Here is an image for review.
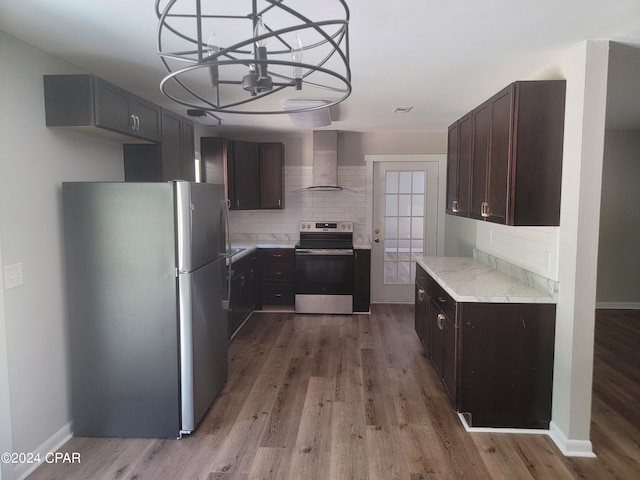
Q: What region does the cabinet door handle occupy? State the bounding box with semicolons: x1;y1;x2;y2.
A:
130;114;136;130
274;293;282;297
135;115;140;131
418;288;425;301
481;202;489;217
438;296;447;304
437;313;445;330
452;200;459;213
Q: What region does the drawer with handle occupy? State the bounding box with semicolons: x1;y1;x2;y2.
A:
427;277;456;323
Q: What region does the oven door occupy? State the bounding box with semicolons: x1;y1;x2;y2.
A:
295;248;354;314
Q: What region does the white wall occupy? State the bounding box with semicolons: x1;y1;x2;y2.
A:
0;33;124;480
597;129;640;306
524;41;609;455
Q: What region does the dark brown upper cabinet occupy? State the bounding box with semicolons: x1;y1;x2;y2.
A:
229;141;261;210
43;74;161;143
259;142;285;210
446;113;472;216
446;80;566;226
123;109;195;182
200;137;284;211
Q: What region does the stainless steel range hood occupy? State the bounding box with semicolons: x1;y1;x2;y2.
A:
293;131;356;193
309;130;341;191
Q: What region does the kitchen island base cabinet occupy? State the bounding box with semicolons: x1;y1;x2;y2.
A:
458;302;555;429
415;264;556;430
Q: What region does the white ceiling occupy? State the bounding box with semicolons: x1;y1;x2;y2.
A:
2;0;640;133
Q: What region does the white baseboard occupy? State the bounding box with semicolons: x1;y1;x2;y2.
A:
596;302;640;310
457;415;596;458
16;422;73;480
548;421;596;458
458;413;549;436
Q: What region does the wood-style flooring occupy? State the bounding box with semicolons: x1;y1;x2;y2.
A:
27;306;640;479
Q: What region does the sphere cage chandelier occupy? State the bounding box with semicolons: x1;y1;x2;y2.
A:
155;0;352;123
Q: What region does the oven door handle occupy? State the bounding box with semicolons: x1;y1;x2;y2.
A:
295;249;354;256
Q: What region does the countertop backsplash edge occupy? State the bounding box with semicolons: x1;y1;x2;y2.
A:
473;249;559;300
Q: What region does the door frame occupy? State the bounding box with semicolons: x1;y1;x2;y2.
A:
364;154;447;303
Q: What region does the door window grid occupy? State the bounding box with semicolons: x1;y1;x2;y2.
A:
384;171;425;285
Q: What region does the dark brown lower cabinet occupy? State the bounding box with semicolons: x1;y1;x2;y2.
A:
457;302;556;429
259;248;295;307
228;252;257;340
415;264;556;429
415;267;431;355
353;249;371;312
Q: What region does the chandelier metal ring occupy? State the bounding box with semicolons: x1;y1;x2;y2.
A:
155;0;352;118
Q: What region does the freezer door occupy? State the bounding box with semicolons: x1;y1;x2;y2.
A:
179;257;228;434
175;181;226;272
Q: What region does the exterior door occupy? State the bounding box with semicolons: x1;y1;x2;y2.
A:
371;160;439;303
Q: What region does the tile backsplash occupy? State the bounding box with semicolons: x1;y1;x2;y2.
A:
475;222;559;281
229;165;368;242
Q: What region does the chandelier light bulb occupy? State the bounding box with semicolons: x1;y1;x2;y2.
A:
205;30;220;87
292;32;303;90
253;16;269;81
254;16;268;48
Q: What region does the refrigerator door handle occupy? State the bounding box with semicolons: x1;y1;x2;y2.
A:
222;200;232;311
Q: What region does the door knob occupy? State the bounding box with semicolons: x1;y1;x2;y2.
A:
375;229;380;234
374;237;380;243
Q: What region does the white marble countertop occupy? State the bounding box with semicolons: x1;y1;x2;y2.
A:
228;242;293;262
417;256;556;304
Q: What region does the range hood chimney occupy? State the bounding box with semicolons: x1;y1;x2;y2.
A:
310;130;341;191
292;131;357;194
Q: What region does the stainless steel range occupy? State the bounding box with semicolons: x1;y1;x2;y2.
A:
295;221;354;314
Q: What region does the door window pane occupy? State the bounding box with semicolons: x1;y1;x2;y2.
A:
386;172;399;193
399;195;411;216
384;169;427;285
412;194;424;217
399;172;412;193
398;217;411;239
385;195;398;216
413;172;425;194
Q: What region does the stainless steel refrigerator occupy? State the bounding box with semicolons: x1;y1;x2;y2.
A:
62;181;229;438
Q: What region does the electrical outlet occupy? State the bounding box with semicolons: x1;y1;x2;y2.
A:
3;263;24;289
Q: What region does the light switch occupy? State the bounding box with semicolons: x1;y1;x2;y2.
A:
3;263;24;289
